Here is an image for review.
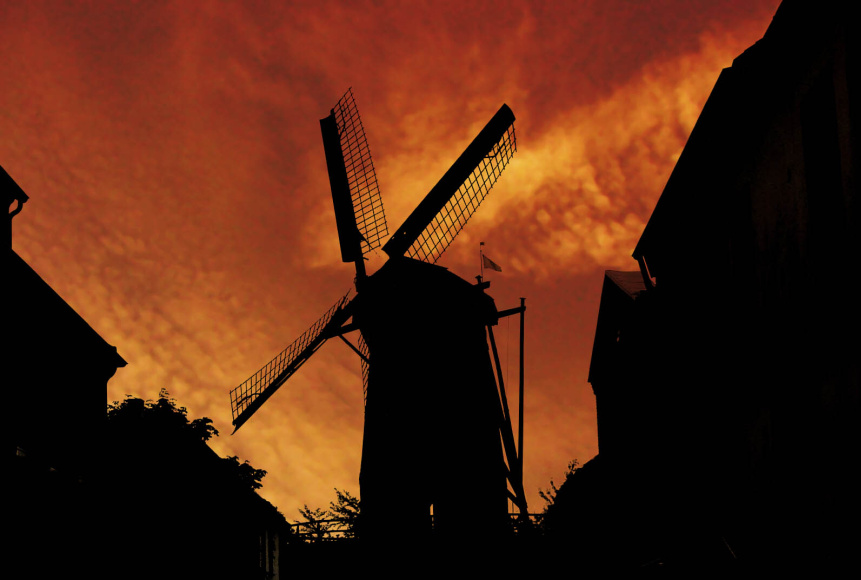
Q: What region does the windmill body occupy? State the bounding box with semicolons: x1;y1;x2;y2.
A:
229;89;525;542
355;257;508;539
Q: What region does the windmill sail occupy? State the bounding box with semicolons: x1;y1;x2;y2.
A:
383;104;516;263
358;331;370;406
229;292;353;432
322;88;388;265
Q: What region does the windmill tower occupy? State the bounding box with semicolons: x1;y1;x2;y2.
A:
229;89;526;542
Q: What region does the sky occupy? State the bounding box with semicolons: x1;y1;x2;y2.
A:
3;0;782;520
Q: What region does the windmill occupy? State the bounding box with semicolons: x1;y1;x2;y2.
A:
229;89;527;541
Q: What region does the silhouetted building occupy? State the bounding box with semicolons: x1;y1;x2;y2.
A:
5;165;127;572
589;0;858;572
5;164;126;470
5;166;291;575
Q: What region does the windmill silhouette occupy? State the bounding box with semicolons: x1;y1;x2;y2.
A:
229;89;527;541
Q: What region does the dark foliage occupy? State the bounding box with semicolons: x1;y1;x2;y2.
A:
107;388;218;440
329;488;361;538
296;488;361;541
106;389;266;492
103;390;284;577
538;458;580;515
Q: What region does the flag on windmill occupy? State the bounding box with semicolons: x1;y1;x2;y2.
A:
483;254;502;272
480;241;502;274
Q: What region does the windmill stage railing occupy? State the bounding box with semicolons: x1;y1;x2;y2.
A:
290;512;543;542
229;292;352;431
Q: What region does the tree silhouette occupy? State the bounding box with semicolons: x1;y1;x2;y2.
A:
538;458;580;513
329;488;361;539
533;458;582;543
222;455;268;491
296;488;361;541
105;389;267;493
297;505;334;542
106;388;218;441
103;390;283;576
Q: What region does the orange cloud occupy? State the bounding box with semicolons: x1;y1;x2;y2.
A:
447;23;773;279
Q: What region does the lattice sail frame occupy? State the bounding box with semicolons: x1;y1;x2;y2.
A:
406;124;517;263
358;332;370;407
230;292;352;426
332;88;388;254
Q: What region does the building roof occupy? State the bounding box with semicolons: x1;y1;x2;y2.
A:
604;270;647;300
587;271;646;387
632;0;851;282
7;249;126;376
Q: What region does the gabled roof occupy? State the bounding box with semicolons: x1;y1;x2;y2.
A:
7;249;126;375
632;0;851;281
587;271;646;387
604;270;647;300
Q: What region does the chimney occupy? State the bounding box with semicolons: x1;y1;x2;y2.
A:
3;165;28;249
